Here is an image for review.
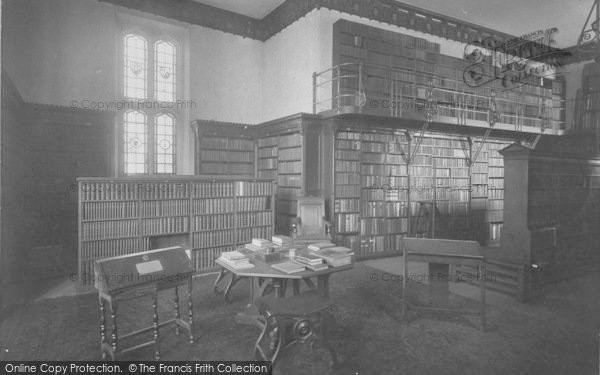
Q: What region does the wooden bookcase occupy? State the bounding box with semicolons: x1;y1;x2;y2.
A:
192;114;520;261
192;115;323;235
77;176;274;286
326;118;513;258
190;121;255;176
501;136;600;289
330;19;563;132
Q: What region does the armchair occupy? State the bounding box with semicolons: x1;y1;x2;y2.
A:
291;196;332;244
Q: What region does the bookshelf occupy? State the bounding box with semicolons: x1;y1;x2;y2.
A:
501;138;600;288
191;114;524;260
193;115;324;235
191;120;255;176
323;19;564;133
328;118;514;258
77;176;274;286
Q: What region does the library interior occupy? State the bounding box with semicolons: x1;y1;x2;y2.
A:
1;0;600;373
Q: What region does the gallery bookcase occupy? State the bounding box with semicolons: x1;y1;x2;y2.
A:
77;176;274;286
325;117;513;258
192;114;518;260
330;19;563;132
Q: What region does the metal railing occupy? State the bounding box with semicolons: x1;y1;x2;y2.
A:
313;62;566;133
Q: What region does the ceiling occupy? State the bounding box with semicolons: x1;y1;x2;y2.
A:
192;0;593;48
191;0;285;19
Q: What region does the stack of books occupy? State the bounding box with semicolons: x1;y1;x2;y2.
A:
245;238;276;252
271;235;293;246
294;252;328;271
271;261;306;274
310;246;354;267
307;242;335;251
218;250;254;270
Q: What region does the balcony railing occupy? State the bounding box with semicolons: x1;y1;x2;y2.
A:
313;62;565;134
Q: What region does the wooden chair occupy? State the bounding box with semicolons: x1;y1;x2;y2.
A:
291;196;332;244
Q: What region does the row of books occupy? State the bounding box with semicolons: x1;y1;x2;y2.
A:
193;214;234;231
257;158;277;170
234;181;273;197
335;149;360;161
361;201;408;217
278;147;302;161
278;134;302;149
335;185;361;198
257;136;279;148
81;219;139;240
335;140;361;151
199;136;255;151
140;199;190;217
80;237;140;260
335;213;360;233
192;229;235;248
258;145;277;158
236;212;273;228
278;161;302;174
141;217;189;235
236;197;271;212
82;201;138;221
200;163;254;176
79;182;188;201
336;172;361;185
278;175;302;187
200;150;254;163
360;218;409;235
192;198;234;214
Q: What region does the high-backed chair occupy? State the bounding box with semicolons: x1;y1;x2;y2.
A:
291;196;332;244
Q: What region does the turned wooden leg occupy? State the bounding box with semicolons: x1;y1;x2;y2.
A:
317;275;330;298
153;291;160;360
99;298;106;359
213;267;226;295
174;286;181;335
292;280;301;296
110;301;118;358
188;277;194;344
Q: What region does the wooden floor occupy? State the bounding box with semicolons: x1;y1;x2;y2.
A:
0;261;598;375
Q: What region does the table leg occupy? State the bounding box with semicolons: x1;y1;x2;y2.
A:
174;286;180;335
110;300;118;360
292;280;301;296
152;290;160;360
303;278;317;291
402;254;408;320
99;298;106;359
429;263;450;307
213;267;227;294
480;263;486;331
224;274;243;303
188;277;195;344
317;275;330;298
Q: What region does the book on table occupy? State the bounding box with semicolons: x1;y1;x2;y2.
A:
218;256;254;270
252;238;274;247
307;242;335;251
220;250;248;261
294;252;324;266
271;235;293;245
271;261;306;274
304;262;329;272
310;246;354;267
218;250;254;269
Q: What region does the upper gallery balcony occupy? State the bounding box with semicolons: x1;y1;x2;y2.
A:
313;62;566;135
